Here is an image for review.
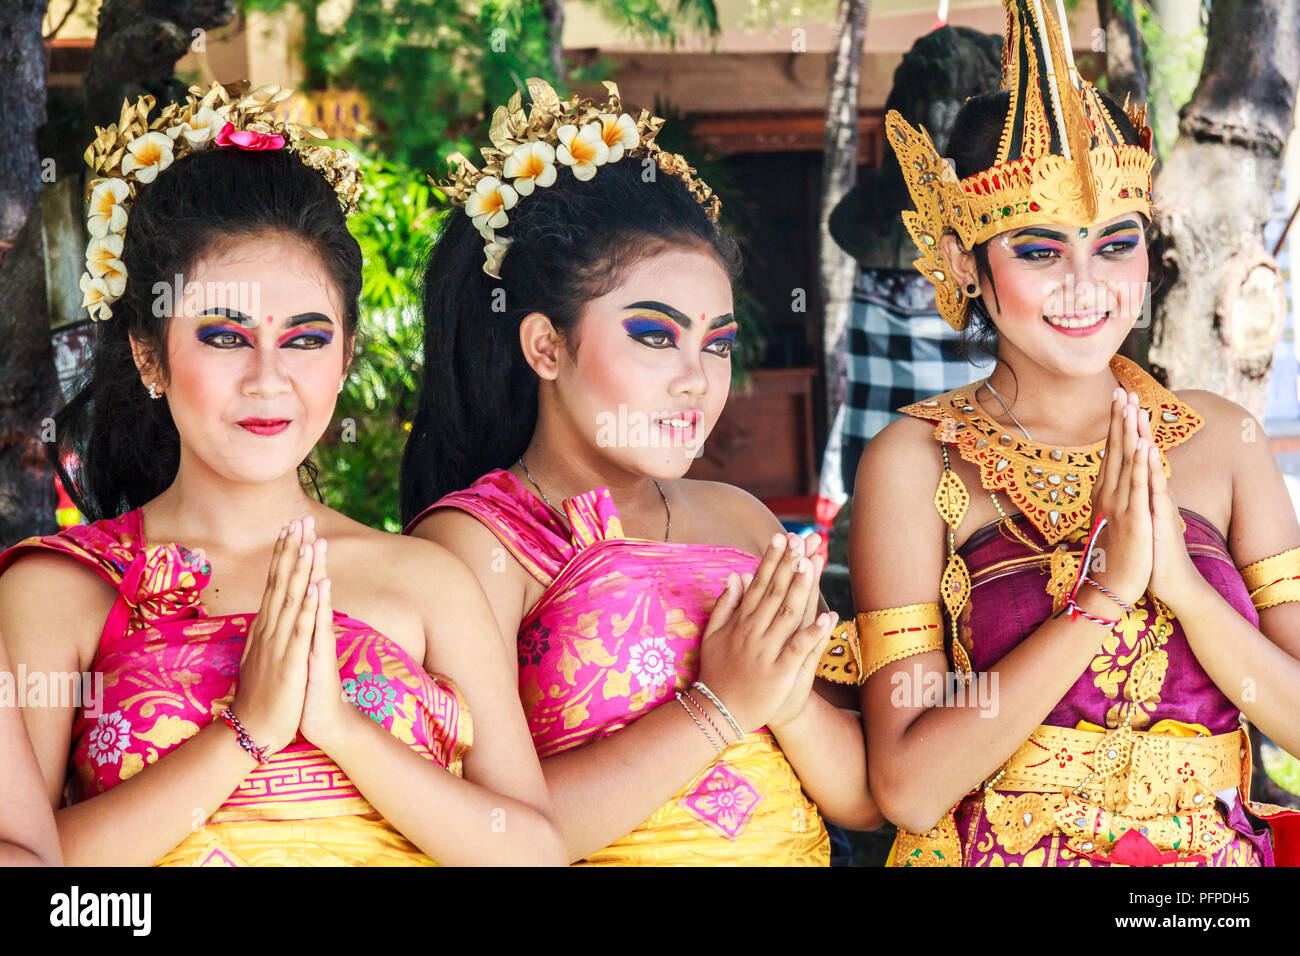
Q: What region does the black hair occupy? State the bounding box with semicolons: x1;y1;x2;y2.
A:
400;152;740;527
945;87;1153;362
51;146;363;521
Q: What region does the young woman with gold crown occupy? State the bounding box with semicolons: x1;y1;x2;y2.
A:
401;79;882;864
0;83;565;865
846;0;1300;866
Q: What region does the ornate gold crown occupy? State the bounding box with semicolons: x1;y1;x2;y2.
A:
887;0;1156;330
440;78;721;279
79;81;363;322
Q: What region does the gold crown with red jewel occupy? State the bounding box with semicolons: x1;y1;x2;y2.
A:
886;0;1155;330
440;78;720;279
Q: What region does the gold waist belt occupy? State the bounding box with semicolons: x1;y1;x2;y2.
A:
997;723;1245;812
889;725;1251;866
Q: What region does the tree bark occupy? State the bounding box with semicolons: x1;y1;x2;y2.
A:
820;0;869;427
1097;0;1149;119
541;0;565;83
81;0;236;133
1148;0;1300;416
0;0;56;544
0;0;47;248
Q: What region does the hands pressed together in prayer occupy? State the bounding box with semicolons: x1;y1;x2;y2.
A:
697;531;837;739
230;516;352;760
1089;388;1205;613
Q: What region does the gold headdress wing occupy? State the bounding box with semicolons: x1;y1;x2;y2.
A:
888;0;1155;330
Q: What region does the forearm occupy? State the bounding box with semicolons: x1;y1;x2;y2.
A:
1166;580;1300;754
872;595;1115;831
56;720;257;865
540;694;734;862
770;694;881;830
316;706;565;866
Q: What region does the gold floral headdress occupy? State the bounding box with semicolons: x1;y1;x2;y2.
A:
887;0;1156;330
439;78;721;279
79;81;364;322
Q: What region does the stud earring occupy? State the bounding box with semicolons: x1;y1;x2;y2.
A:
965;283;978;296
147;382;160;400
337;378;345;394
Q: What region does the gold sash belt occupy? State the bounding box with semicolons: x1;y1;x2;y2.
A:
997;723;1246;810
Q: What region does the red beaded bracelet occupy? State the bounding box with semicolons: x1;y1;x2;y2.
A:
219;708;272;765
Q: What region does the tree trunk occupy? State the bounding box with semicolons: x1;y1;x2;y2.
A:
81;0;236;133
0;0;56;545
0;0;46;248
541;0;565;84
1148;0;1300;416
1097;0;1149;120
820;0;869;427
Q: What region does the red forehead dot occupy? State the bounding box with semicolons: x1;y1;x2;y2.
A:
265;315;274;325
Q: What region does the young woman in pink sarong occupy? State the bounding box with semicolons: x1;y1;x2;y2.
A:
401;80;883;864
0;84;564;866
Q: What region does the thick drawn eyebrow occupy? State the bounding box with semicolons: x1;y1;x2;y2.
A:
1009;227;1068;243
285;312;334;328
622;301;734;330
194;310;334;328
196;308;256;327
1099;219;1142;237
1011;220;1141;244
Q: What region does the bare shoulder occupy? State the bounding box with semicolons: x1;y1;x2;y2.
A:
849;415;947;609
326;513;474;590
1170;388;1263;480
853;415;945;506
0;549;115;668
1174;389;1256;440
674;478;783;554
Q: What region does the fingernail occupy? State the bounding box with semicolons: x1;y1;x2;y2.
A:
278;526;288;540
793;557;808;574
299;544;309;556
771;533;786;549
1123;405;1130;419
307;583;316;596
789;536;805;557
321;578;331;592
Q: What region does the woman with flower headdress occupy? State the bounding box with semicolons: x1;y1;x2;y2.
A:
401;79;882;865
0;83;564;866
851;0;1300;866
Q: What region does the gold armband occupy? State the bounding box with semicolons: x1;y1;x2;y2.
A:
1238;546;1300;610
858;603;945;680
817;619;863;685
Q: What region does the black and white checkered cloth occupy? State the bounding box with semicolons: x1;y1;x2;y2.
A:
837;268;985;493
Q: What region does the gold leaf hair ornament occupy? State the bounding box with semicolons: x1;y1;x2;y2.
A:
439;78;721;280
886;0;1156;330
78;81;364;322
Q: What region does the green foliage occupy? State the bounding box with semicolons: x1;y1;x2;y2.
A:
313;151;441;531
1135;1;1207;157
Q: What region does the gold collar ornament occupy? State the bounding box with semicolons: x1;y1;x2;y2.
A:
885;0;1155;331
899;355;1203;545
80;81;363;323
439;78;720;279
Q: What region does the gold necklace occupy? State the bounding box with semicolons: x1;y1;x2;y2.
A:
518;457;671;543
900;356;1203;544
